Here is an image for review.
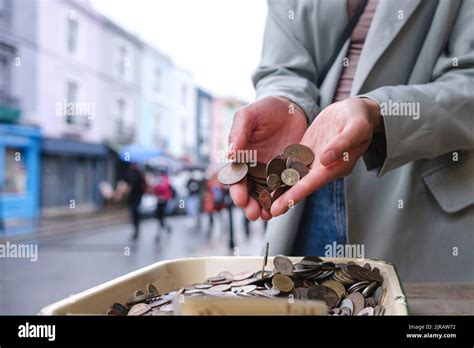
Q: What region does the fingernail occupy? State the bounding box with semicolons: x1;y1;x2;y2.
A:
227;143;235;159
227;143;236;162
321;150;337;164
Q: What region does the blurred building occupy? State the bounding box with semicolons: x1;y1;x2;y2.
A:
35;0;109;215
211;98;246;168
195;88;213;166
96;15;143;189
0;0;41;230
97;18;142;146
167;67;196;162
0;0;238;235
139;44;173;150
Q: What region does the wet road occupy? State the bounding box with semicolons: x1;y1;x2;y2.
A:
0;209;265;314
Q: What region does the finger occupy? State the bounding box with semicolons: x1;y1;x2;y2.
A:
229;179;249;208
228;108;255;154
260;208;272;221
270;166;333;217
319;120;371;166
244;198;261;221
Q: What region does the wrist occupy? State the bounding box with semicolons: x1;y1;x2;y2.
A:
360;97;383;133
275;96;309;127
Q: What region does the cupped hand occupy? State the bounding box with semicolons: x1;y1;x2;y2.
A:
270;97;382;217
227;96;308;221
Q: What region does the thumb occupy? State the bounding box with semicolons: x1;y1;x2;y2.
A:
228;108;254;157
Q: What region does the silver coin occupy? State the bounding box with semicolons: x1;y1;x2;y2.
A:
280;168;300;186
128;303;151;316
185;289;203;295
149;293;174;308
194;283;213;289
209;284;231;292
348;281;370;293
202;289;238;298
159;303;175;312
362;281;378;297
231;285;257;294
373;286;383;304
357;307;375;316
340;298;354;315
217;271;234;280
340;307;352;316
217;162;248;185
273;255;294;275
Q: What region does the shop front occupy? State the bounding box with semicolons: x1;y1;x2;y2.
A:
0;124;41;235
40;138;108;216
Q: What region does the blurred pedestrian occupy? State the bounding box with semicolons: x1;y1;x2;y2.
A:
243;216;250;239
186;170;205;230
153;170;173;242
203;173;225;239
124;163;146;241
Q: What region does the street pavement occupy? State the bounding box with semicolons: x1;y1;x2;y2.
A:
0;209;265;314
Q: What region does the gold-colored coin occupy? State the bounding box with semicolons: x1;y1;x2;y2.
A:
272;273;294;293
322;280;346;300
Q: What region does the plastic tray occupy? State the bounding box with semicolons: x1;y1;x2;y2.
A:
39;256;409;315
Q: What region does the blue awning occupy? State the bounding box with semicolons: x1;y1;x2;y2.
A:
0;123;41;138
119;144;165;164
42;137;108;157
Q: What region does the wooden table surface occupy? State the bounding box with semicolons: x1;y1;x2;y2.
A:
404;283;474;315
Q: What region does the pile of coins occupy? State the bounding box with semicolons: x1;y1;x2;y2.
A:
106;256;386;316
217;144;315;210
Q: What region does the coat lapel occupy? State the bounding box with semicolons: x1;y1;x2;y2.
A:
351;0;422;95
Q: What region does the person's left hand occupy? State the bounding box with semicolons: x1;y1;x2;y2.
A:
270;97;383;217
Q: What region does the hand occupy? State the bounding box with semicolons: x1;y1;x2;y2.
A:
270;97;382;217
228;96;308;220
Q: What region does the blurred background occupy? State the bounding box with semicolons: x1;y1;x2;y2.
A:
0;0;267;314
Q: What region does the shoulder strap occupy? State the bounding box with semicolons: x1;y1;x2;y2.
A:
317;0;368;87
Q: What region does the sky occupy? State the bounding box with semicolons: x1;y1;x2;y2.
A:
90;0;268;102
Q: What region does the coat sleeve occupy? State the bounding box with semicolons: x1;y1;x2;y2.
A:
252;0;321;123
360;0;474;176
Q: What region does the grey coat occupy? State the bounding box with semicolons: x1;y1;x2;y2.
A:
253;0;474;281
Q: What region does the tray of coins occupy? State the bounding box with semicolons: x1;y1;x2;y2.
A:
39;256;409;315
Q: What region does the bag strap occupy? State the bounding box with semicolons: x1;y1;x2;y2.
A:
317;0;368;87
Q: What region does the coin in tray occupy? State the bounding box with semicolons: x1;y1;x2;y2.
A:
106;257;386;316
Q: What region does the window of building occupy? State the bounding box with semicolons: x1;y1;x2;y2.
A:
0;0;4;18
117;46;127;77
67;16;79;53
181;118;188;151
154;110;162;147
0;0;9;26
65;80;78;124
115;98;125;134
181;84;187;106
155;68;162;93
0;44;15;100
3;147;27;194
0;54;9;93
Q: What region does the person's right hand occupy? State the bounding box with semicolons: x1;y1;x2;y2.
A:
227;96;308;221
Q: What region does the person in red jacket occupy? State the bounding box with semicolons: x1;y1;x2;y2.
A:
203;173;225;239
153;170;173;241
